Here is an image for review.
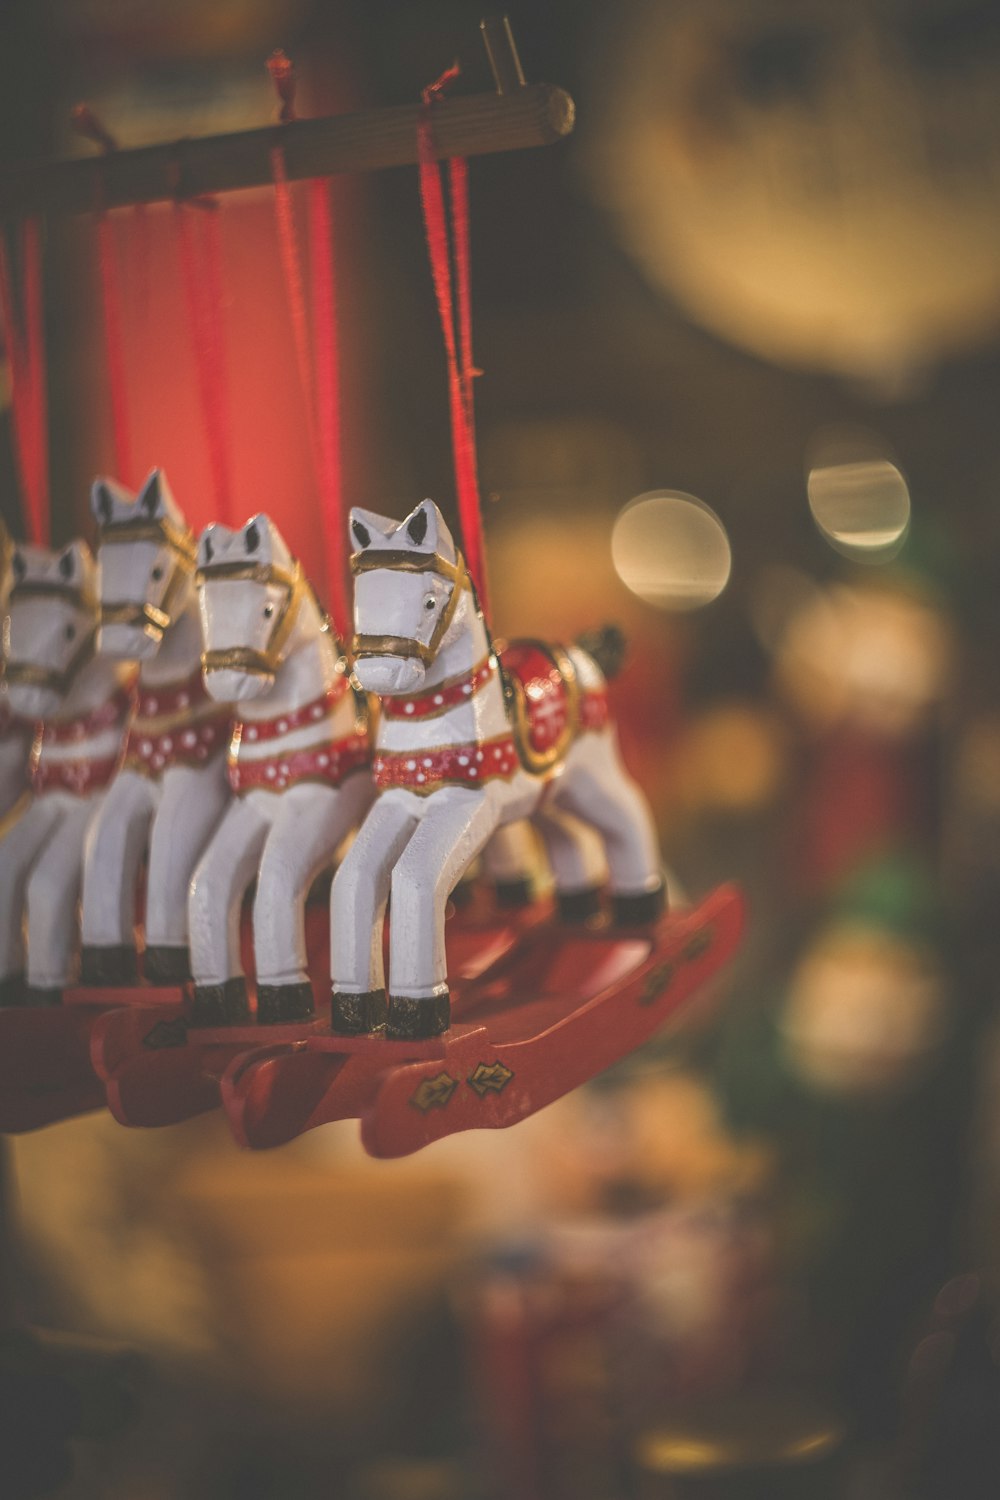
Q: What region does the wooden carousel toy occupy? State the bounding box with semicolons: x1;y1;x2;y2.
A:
0;540;135;1130
0;23;746;1154
80;469;232;987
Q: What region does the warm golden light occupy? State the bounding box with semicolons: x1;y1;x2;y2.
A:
611;490;731;611
807;459;911;563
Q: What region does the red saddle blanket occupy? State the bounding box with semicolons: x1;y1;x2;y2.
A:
499;640;608;758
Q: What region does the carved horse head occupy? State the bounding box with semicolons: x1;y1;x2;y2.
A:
196;514;314;703
92;469;197;661
2;539;99;720
349;500;474;696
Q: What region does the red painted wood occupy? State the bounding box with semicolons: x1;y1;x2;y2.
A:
0;1003;107;1131
220;885;744;1156
363;885;743;1157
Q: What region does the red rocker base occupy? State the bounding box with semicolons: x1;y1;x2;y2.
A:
222;884;744;1158
87;894;551;1130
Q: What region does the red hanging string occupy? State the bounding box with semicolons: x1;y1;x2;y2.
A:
418;67;488;613
173;195;234;523
0;220;50;545
73;104;134;488
267;50;348;639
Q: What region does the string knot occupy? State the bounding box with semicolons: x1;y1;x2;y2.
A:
71;103;117;154
268;50;298;124
422;61;461;108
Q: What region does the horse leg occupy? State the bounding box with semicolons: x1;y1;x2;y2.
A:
24;797;97;999
80;771;154;985
0;800;62;1003
553;730;665;925
188;797;269;1024
387;789;501;1038
480;820;539;908
329;793;419;1035
534;805;608;923
143;757;230;984
253;772;372;1024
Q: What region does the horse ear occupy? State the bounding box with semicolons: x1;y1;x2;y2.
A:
349;507;394;552
58;547;76;581
91;480;114;525
406;508;428;546
138;469;163;518
198;526;220;567
399;500;450;557
245;520;261;553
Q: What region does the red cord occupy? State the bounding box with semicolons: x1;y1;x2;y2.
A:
96;209;134;487
267;51;348;637
418;69;488;613
307;177;348;637
174;198;234;523
0;220;49;545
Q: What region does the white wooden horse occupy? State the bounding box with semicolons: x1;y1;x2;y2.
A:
189;514;374;1025
330;500;665;1039
80;469;233;986
0;519;36;825
0;541;134;1004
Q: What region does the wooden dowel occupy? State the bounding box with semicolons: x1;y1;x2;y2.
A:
0;83;575;219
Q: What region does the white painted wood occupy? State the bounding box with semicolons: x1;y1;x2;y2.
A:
0;540;131;991
81;471;231;965
189;514;374;995
332;500;663;1010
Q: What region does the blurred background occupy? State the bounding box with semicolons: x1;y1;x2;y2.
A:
4;0;1000;1495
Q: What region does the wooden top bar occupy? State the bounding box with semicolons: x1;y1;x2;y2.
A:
0;82;575;219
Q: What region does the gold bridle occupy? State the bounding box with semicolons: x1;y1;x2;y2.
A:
4;578;98;695
196;558;305;677
98;516;198;641
350;549;472;667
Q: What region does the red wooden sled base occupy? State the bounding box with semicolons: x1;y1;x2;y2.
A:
86;895;552;1130
222;883;745;1158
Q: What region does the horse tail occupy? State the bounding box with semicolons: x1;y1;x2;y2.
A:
574;624;627;681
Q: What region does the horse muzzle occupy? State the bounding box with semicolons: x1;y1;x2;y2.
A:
201;649;275;702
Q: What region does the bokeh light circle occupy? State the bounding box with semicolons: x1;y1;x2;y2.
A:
612;490;732;611
807;457;911;564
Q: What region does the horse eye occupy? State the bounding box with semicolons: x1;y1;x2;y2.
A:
263;603;275;619
424;595;436;612
64;624;76;642
151;565;164;581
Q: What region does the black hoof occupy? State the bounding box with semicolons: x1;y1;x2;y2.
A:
386;991;450;1040
189;978;250;1027
143;946;191;986
24;986;63;1008
557;885;603;925
495;877;535;910
80;944;138;986
0;974;25;1008
330;989;387;1036
612;881;666;928
257;982;315;1026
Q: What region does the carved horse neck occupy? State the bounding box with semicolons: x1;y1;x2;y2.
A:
238;592;343;723
374;588;509;751
138;589;202;688
51;652;130;724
